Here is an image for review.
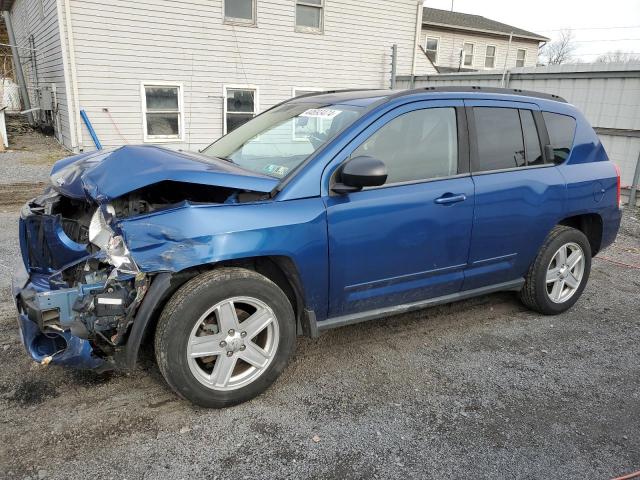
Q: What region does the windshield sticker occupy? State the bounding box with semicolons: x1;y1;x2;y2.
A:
263;164;290;178
299;108;340;119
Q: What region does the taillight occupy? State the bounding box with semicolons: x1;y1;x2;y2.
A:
614;163;622;209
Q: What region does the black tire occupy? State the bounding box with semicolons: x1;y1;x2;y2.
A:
154;267;296;408
519;225;592;315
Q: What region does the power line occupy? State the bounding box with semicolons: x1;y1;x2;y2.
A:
571;52;640;56
573;38;640;43
534;25;640;32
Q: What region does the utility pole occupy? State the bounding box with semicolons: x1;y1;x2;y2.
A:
501;32;513;87
390;44;398;90
451;0;454;11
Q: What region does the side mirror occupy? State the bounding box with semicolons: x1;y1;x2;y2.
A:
332;156;388;194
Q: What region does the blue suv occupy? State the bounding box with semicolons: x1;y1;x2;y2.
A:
13;88;622;407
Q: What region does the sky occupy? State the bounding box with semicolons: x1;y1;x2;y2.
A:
423;0;640;62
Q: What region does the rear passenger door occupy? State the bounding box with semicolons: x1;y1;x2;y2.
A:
463;100;566;291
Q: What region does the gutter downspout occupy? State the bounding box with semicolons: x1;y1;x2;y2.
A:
62;0;83;151
410;1;423;88
3;11;33;125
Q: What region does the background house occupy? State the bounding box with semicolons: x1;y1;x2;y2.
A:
421;7;548;73
0;0;425;153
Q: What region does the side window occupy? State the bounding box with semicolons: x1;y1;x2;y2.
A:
473;107;525;171
519;110;543;165
352;108;458;184
543;112;577;163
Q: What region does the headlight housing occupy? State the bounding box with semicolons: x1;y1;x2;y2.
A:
89;206;139;274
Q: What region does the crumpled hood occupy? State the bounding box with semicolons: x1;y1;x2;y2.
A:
50;145;279;202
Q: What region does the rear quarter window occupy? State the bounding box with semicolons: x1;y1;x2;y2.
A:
543;112;577;163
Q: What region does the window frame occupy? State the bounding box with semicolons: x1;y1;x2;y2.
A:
141;82;185;143
466;104;556;175
223;84;260;135
516;48;527;68
518;109;544;166
484;44;497;69
295;0;325;33
223;0;257;26
425;36;440;64
541;111;577;164
328;105;469;194
462;42;475;67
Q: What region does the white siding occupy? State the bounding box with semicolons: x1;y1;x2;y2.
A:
62;0;420;151
9;0;72;149
420;27;540;72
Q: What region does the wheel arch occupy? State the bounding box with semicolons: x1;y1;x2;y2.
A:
116;255;309;371
558;213;603;256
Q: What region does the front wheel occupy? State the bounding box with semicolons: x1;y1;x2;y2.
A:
154;268;296;408
519;225;592;315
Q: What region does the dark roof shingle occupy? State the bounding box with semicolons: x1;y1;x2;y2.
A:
423;7;549;42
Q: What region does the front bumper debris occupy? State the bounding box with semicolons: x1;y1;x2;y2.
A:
15;194;148;370
13;261;105;369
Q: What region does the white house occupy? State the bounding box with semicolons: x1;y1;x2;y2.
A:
0;0;427;152
420;8;548;73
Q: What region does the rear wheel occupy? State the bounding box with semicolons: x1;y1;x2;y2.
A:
519;226;592;315
154;268;296;408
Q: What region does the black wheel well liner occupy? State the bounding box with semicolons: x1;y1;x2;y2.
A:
558;213;603;255
116;256;308;371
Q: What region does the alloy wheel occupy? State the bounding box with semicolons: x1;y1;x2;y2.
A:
186;296;279;391
546;242;585;304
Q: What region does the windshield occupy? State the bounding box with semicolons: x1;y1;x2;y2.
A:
201;102;364;179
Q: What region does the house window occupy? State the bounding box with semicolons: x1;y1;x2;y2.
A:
516;49;527;67
224;86;258;134
296;0;324;31
38;0;45;20
425;37;439;64
142;84;183;142
463;43;474;67
224;0;255;24
485;45;496;68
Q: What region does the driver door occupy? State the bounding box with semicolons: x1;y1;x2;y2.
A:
324;100;475;317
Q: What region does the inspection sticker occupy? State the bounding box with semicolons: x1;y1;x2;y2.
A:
299;108;340;119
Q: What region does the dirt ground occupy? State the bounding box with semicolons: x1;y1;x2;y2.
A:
0;128;638;480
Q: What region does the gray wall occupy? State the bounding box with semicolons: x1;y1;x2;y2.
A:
61;0;421;152
397;63;640;193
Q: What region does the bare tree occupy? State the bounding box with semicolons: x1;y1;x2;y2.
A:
542;30;577;65
595;50;640;64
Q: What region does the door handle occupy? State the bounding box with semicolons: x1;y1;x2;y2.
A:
434;193;467;205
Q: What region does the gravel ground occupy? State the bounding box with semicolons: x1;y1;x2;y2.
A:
0;132;638;479
0;116;70;205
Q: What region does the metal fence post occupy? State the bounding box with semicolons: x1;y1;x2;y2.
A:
390;44;397;90
629;151;640;207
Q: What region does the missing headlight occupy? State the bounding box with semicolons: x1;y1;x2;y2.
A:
88;206;139;275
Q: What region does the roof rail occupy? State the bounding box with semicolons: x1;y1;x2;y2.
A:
394;86;567;103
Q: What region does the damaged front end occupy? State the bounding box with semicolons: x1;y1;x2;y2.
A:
14;145;280;370
14;189;150;369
